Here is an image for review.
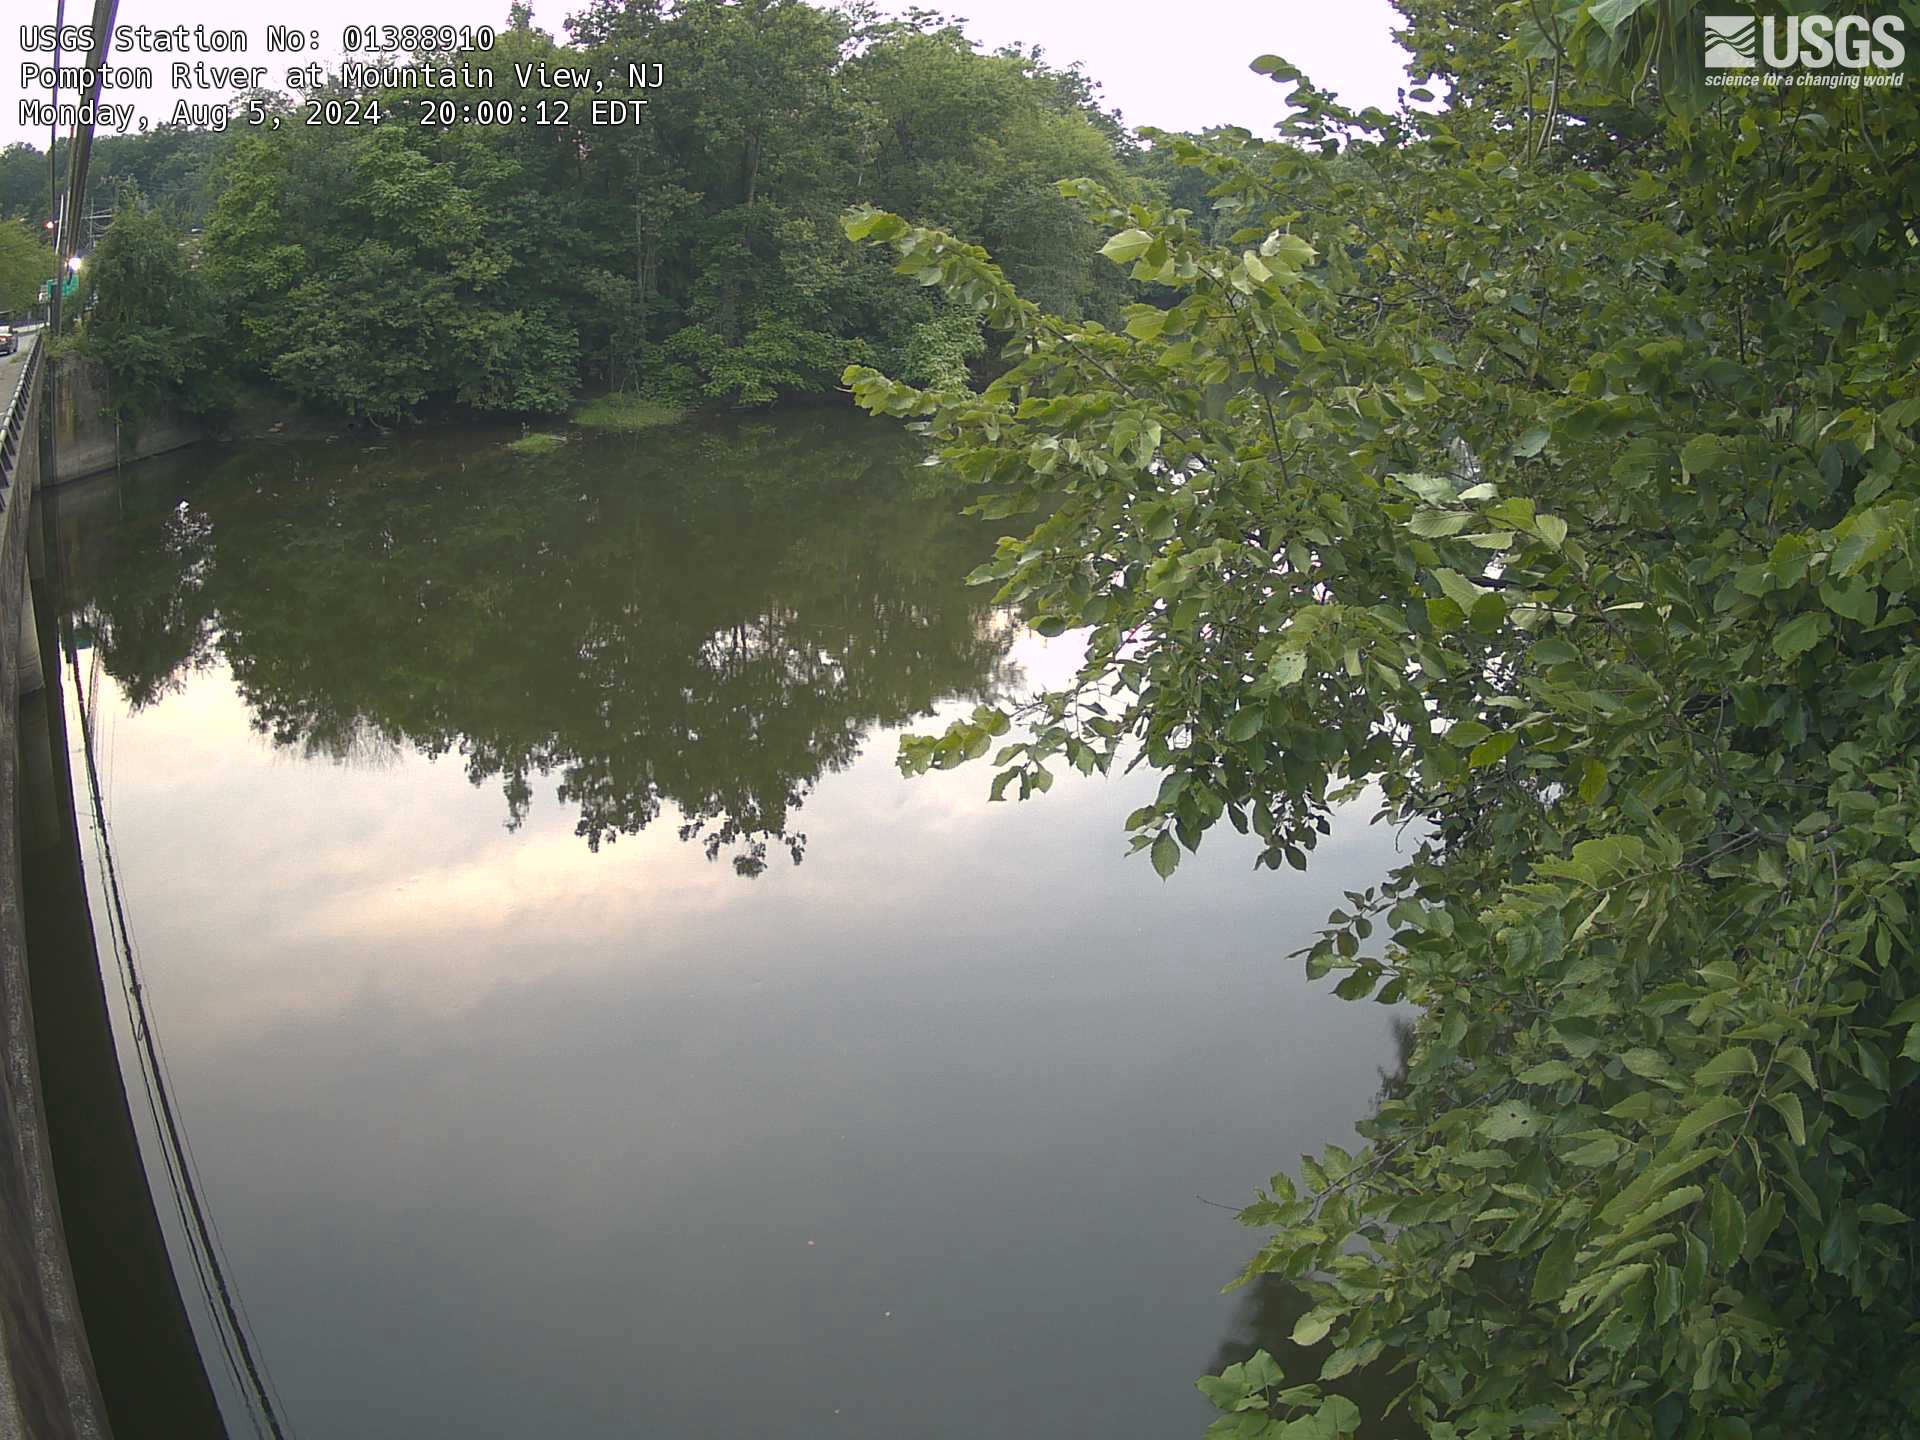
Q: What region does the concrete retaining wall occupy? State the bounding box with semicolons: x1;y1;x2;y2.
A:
50;356;200;486
0;342;113;1440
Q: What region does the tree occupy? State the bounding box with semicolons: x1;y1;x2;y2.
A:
0;143;52;224
183;2;1138;419
81;198;227;425
841;1;1920;1433
204;115;581;420
0;218;55;311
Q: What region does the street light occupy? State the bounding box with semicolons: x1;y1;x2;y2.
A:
66;256;82;273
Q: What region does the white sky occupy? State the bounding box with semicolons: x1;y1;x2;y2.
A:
4;0;1414;150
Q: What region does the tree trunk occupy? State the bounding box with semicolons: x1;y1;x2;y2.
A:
742;133;761;208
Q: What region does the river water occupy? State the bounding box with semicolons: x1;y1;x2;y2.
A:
46;410;1411;1440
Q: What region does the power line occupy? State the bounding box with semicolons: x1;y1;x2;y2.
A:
66;633;295;1440
75;643;259;1437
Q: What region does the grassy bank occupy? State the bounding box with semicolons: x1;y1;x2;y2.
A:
573;395;687;432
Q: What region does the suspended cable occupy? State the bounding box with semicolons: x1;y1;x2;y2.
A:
72;642;258;1431
73;641;266;1440
66;633;295;1440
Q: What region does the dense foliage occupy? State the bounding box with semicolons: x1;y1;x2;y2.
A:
80;200;230;428
0;218;56;312
844;1;1920;1435
17;1;1145;421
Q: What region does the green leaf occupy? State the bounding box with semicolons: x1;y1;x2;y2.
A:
1479;1101;1545;1141
1818;578;1877;626
1316;1396;1361;1434
1195;1373;1248;1411
1694;1338;1722;1393
1470;591;1507;634
1709;1180;1746;1264
1577;758;1608;804
1564;1135;1625;1166
1099;228;1155;264
1291;1307;1339;1347
1564;1261;1652;1317
1776;1045;1818;1093
1655;1262;1683;1326
1333;969;1376;1000
1469;731;1518;768
1433;568;1484;612
1399;473;1458;504
1858;1204;1911;1225
842;207;886;241
1680;434;1734;473
1589;0;1658;34
1668;1093;1744;1151
1744;1192;1787;1261
1410;510;1472;538
1265;234;1317;268
1693;1047;1757;1087
1772;612;1831;661
1530;1229;1580;1303
1771;1092;1807;1146
1512;426;1550;458
1226;709;1264;743
1243;1350;1282;1389
1613;1185;1703;1243
1151;832;1181;879
1269;651;1308;687
1820;1208;1861;1275
1519;1059;1578;1085
1125;310;1168;342
1535;514;1568;550
1319;1338;1381;1381
1829;510;1891;577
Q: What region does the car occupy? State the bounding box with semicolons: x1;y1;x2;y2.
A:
0;311;15;357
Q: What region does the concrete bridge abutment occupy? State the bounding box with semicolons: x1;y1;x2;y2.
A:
1;334;115;1440
16;583;41;697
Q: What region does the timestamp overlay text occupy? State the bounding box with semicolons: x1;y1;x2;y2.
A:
16;23;660;136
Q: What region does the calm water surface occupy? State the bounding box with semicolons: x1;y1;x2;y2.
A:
49;411;1411;1439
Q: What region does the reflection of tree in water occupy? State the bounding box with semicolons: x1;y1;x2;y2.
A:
291;714;407;771
54;411;1022;875
60;497;221;710
1376;1016;1416;1106
1206;1018;1420;1439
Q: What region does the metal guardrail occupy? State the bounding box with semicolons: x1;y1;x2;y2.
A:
1;332;44;511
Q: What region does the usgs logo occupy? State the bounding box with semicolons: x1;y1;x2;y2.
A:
1704;13;1906;69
